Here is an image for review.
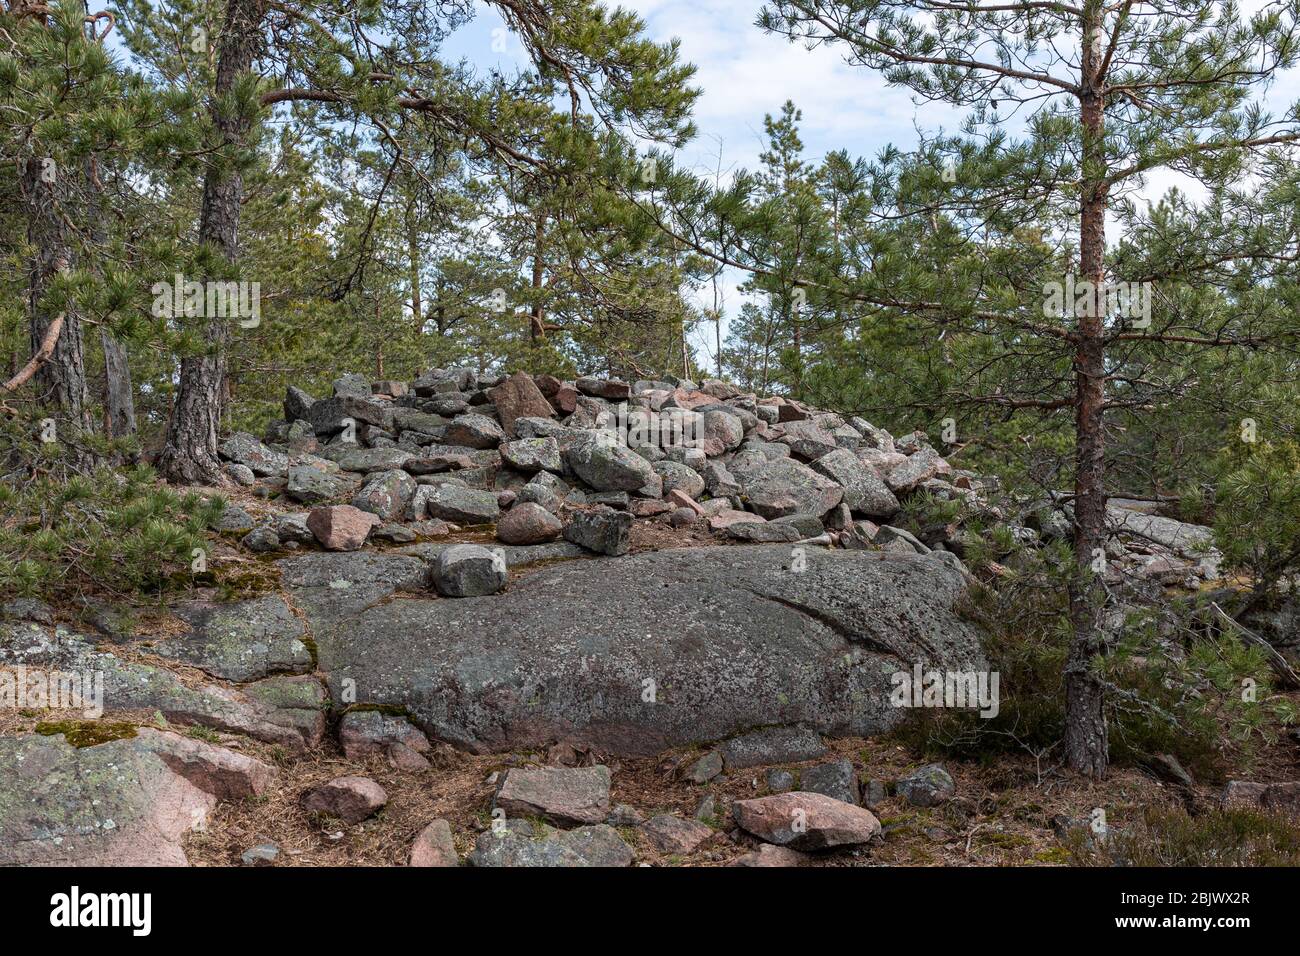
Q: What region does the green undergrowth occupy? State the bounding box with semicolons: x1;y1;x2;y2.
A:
0;464;223;604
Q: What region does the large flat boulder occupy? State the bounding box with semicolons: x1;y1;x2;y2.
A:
301;546;984;756
0;729;272;866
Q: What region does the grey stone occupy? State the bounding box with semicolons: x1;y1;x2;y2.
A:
653;460;706;498
241;842;280;866
332;373;372;398
766;769;795;793
726;521;801;543
444;413;505;449
220;432;288;477
468;820;633;867
303;395;395;435
683;750;723;784
225;463;256;486
563;506;633;555
494;765;611;825
424;484;500;524
433;544;507;597
886;446;949;492
284;385;315;421
241;525;281;553
800;759;860;805
736;457;843;519
351;469;416;521
875;525;931;555
895;763;955;807
150;595;310;682
500;437;563;473
336;446;413;474
810;448;901;518
300;547;984;756
287;464;342;504
566;432;656;491
721;726;828;769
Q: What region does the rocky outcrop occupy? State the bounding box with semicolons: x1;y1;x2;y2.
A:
293;545;984;756
0;729;272;866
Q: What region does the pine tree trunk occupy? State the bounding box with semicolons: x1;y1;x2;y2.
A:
158;0;263;484
22;157;91;437
1066;16;1110;777
100;331;135;439
529;217;546;342
407;203;422;327
85;157;136;442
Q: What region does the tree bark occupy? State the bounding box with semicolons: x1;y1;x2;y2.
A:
407;200;422;327
21;157;91;436
85;156;136;441
100;331;136;439
1066;10;1110;777
529;216;546;341
158;0;264;484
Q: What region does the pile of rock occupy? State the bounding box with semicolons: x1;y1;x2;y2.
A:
215;367;1000;593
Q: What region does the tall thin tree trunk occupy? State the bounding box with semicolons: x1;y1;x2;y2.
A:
529;216;546;342
1066;11;1110;777
85;156;136;442
100;332;135;439
407;201;422;327
158;0;263;484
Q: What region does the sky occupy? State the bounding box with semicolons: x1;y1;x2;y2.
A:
442;1;1300;368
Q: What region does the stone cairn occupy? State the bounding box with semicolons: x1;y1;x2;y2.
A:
216;366;1218;594
214;367;991;596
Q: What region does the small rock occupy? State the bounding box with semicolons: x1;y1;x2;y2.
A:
306;505;379;551
494;765;612;826
694;794;717;823
895;763;955;807
800;759;860;805
444;413;505;449
423;484;500;524
468;820;633;867
409;819;458;867
433;544;507;597
497;502;563;545
721;726;828;770
606;804;645;827
683;750;723;784
339;710;431;761
241;842;280;866
766;769;795;793
225;463;256;486
640;814;713;855
300;776;388;824
563;506;633;556
728;844;812;867
240;525;281;553
732;792;881;850
500;437;562;473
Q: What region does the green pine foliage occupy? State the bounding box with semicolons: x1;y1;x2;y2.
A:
0;453;222;601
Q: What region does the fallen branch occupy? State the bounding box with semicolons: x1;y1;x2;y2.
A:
1210;602;1300;690
1;311;63;397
